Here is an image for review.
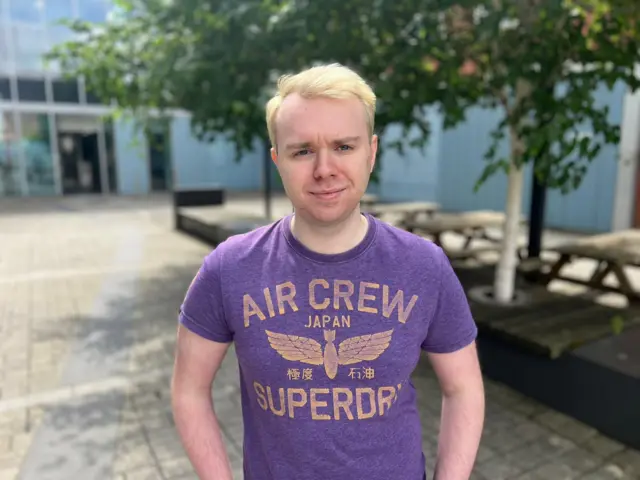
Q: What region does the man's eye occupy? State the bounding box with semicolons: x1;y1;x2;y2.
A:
337;145;353;151
294;149;310;157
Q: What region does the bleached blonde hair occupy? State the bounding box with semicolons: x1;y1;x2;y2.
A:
265;63;376;148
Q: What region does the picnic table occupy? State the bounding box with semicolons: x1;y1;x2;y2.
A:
360;193;378;208
531;229;640;302
362;201;440;225
405;210;525;260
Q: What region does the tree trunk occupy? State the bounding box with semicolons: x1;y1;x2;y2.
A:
527;166;547;259
493;137;525;304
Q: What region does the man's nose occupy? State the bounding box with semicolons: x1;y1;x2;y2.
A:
313;148;337;179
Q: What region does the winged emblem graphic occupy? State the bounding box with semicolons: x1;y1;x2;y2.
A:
265;329;394;379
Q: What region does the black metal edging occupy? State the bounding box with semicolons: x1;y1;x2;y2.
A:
476;331;640;450
175;213;221;247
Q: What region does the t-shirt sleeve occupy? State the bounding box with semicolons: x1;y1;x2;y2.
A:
421;246;477;354
178;249;233;343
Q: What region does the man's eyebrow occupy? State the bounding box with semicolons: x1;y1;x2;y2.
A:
284;136;362;151
284;141;311;151
334;136;361;144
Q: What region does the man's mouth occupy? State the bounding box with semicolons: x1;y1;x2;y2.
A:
311;188;346;200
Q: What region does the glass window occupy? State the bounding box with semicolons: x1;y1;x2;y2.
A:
85;85;104;105
0;111;23;196
45;0;75;23
12;25;47;73
17;77;47;102
21;112;56;195
0;77;11;101
52;78;80;103
46;24;75;73
78;0;107;23
8;0;44;24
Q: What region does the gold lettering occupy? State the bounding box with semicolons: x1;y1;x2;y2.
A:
287;388;307;419
256;385;402;420
244;294;266;327
377;387;396;416
322;315;332;328
333;280;354;311
266;387;286;416
276;281;299;315
342;315;351;328
253;382;268;410
310;388;331;420
333;388;354;420
356;388;376;419
358;282;379;313
309;279;330;310
263;288;276;318
313;316;321;328
382;286;418;324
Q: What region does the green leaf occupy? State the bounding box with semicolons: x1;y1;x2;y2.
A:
610;315;625;335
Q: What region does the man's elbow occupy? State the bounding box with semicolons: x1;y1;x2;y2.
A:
171;376;213;414
440;372;484;399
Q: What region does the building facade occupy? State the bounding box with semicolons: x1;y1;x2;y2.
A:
0;0;116;196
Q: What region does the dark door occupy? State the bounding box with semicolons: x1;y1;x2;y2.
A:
59;132;102;194
149;132;170;191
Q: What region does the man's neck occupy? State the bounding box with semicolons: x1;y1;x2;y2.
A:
290;209;369;255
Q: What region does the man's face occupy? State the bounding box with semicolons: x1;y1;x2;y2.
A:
271;94;377;225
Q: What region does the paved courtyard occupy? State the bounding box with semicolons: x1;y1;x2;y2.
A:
0;194;639;480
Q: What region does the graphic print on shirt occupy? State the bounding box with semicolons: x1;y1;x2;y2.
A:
265;328;394;380
242;278;420;422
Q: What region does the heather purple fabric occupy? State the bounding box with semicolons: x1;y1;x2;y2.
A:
179;213;477;480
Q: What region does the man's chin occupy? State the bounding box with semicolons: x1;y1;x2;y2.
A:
302;206;359;226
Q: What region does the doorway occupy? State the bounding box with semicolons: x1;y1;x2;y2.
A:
148;130;171;191
56;115;103;195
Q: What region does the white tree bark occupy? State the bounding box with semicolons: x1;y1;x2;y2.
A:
493;153;525;303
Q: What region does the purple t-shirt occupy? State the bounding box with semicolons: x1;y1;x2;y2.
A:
179;213;477;480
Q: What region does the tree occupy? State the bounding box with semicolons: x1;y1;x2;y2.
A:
47;0;294;218
49;0;640;304
419;0;640;303
269;0;640;303
46;0;444;212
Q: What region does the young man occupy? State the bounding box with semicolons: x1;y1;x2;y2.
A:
171;63;485;480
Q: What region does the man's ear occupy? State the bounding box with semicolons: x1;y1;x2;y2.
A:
271;147;278;166
369;134;378;173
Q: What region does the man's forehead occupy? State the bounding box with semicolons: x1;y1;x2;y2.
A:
276;94;368;142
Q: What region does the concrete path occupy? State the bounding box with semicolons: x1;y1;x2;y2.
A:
0;194;639;480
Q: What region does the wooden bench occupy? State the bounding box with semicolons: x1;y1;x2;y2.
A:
173;186;225;230
406;210;527;261
536;230;640;302
362;201;440;226
360;193;378;208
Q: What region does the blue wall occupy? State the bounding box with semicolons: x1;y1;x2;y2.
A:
171;116;262;191
377;107;442;202
114;81;626;233
437;82;626;232
114;118;150;195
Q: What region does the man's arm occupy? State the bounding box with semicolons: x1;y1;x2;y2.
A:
171;324;234;480
428;341;485;480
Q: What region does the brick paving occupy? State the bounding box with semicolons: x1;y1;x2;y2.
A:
0;194;638;479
